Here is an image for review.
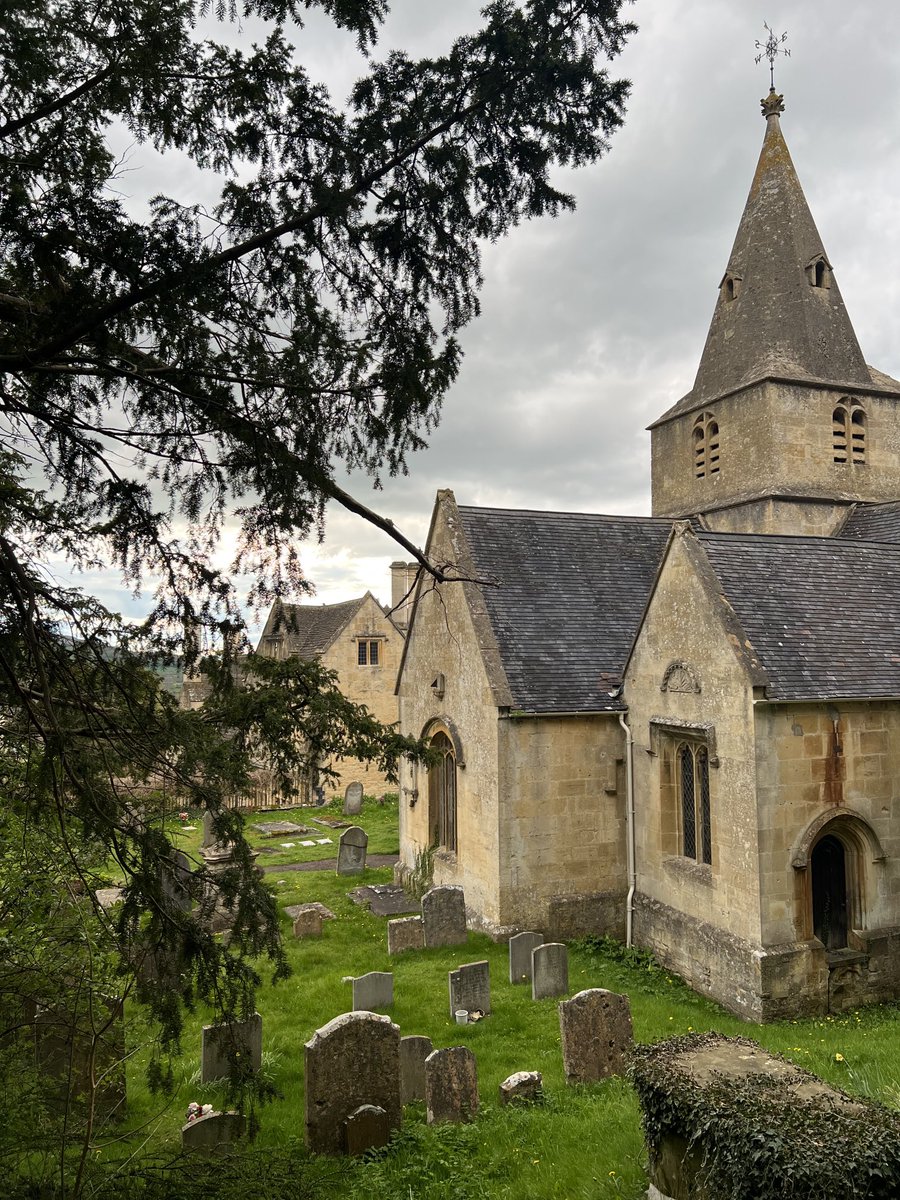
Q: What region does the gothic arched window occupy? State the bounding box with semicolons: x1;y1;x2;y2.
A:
832;399;866;465
677;741;712;865
428;731;457;852
693;412;720;479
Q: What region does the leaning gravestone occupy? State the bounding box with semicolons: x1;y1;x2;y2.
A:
421;885;467;948
388;915;425;955
343;781;364;816
181;1111;245;1155
558;988;633;1084
305;1011;401;1155
448;960;491;1018
336;825;368;875
509;931;544;984
532;942;569;1000
352;971;394;1011
400;1035;433;1105
200;1012;263;1084
425;1046;479;1124
293;909;323;938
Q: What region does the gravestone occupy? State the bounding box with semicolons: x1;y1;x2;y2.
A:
336;825;368;875
35;998;126;1123
200;1012;263;1084
425;1046;479;1124
352;971;394;1011
344;1103;392;1154
400;1035;433;1105
388;916;425;955
181;1111;245;1155
200;808;218;849
499;1070;543;1106
343;781;364;816
284;901;336;923
558;988;633;1084
305;1011;401;1155
532;942;569;1000
293;909;323;938
509;931;544;984
161;849;192;913
448;960;491;1018
421;885;467;948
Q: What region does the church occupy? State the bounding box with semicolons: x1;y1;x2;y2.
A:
395;87;900;1021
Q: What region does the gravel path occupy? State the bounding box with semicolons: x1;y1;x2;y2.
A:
261;853;399;873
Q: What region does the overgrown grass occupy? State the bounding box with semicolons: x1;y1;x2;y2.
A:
113;806;900;1200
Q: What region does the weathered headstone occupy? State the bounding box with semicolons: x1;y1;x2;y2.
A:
284;901;336;923
343;781;364;816
509;931;544;984
305;1011;401;1155
400;1035;433;1105
35;998;126;1122
161;849;192;913
499;1070;543;1106
293;909;323;938
181;1111;245;1155
201;807;218;849
558;988;633;1084
344;1103;392;1154
425;1046;479;1124
336;825;368;875
421;885;467;948
388;915;425;955
532;942;569;1000
200;1012;263;1084
351;971;394;1011
448;960;490;1018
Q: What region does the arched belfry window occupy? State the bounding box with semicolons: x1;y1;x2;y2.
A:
693;412;720;479
428;730;457;852
832;398;866;465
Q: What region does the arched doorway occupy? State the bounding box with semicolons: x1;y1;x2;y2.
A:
811;834;848;950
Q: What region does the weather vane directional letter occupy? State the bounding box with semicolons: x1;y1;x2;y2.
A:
755;23;790;90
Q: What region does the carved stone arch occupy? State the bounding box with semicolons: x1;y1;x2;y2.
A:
791;807;885;871
420;716;465;768
661;660;701;695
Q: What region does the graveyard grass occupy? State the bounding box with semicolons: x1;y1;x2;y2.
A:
119;799;900;1200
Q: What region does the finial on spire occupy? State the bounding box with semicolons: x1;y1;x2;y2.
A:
755;23;790;91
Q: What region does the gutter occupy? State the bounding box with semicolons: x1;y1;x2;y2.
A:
618;709;636;948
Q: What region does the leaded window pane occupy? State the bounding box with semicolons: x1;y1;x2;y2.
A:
698;747;712;865
679;744;696;859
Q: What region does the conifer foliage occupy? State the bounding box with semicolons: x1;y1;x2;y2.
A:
0;0;634;1183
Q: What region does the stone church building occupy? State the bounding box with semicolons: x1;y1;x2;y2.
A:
396;89;900;1020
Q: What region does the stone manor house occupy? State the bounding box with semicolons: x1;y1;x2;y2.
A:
396;88;900;1021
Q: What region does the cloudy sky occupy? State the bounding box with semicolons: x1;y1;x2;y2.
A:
85;1;900;625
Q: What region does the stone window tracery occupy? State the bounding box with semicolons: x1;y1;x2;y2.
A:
693;412;720;479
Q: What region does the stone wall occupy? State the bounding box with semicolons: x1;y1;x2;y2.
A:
651;379;900;531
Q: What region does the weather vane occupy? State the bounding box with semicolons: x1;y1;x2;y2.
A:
755;23;790;90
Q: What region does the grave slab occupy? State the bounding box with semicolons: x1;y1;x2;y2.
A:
509;931;544;984
422;885;467;948
304;1011;401;1155
388;916;425;956
532;942;569;1000
425;1046;478;1124
349;883;420;916
252;820;311;837
284;901;336;922
448;960;490;1018
336;825;368;875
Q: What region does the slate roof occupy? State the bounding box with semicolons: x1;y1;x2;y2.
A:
838;502;900;545
697;530;900;699
457;506;672;713
259;597;367;658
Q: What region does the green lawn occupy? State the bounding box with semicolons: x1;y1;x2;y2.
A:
118;800;900;1200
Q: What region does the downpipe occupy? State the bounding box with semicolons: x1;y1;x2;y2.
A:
618;709;635;947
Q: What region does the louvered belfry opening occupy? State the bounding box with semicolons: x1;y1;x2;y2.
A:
833;399;866;465
693;412;720;479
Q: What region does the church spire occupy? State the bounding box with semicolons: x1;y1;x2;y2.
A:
687;89;871;406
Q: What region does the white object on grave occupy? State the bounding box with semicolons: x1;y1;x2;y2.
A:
316;838;332;845
301;840;316;847
280;842;296;848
